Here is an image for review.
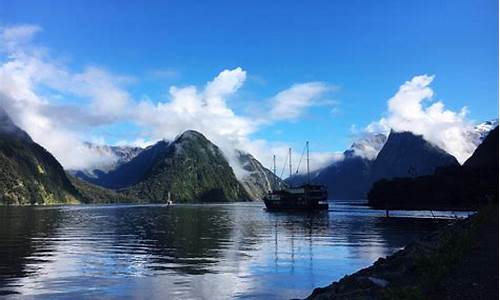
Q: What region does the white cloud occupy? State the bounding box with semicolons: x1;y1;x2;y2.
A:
268;82;332;121
2;24;488;177
366;75;477;163
0;24;338;175
0;25;131;169
114;138;156;149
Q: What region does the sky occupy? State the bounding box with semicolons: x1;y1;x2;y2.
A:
0;0;498;174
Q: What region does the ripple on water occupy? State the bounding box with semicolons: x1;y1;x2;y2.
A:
0;202;468;299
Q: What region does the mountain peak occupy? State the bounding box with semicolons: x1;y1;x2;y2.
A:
372;130;459;182
175;130;207;142
385;130;449;155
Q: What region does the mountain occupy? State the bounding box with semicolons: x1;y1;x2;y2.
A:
350;133;388;159
78;135;279;202
237;150;283;200
464;125;499;169
75;141;169;189
285;136;385;200
89;130;250;203
68;174;135;204
71;143;143;180
0;108;80;205
368;127;499;210
371;130;460;182
313;150;374;200
472;119;499;144
310;133;387;199
285;131;460;200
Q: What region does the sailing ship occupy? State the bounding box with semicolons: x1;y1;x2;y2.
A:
263;142;329;211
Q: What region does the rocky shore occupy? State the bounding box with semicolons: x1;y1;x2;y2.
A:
304;207;499;300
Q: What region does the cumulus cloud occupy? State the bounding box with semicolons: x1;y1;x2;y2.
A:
2;24;487;177
0;24;339;175
0;25;136;169
366;75;477;163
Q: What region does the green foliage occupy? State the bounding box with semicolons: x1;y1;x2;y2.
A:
382;206;494;298
121;131;250;203
0;132;80;205
68;175;134;204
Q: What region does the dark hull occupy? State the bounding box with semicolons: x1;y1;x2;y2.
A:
263;184;329;211
264;199;329;211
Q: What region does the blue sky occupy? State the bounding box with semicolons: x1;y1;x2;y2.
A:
0;0;498;169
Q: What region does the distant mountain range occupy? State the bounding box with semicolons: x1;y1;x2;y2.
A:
1;105;496;206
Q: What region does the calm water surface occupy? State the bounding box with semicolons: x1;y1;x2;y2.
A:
0;201;472;299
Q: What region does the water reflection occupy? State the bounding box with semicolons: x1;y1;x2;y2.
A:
0;203;457;299
0;207;64;296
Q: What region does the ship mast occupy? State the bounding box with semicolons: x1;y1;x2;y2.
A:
273;154;277;187
289;147;292;178
306;141;310;184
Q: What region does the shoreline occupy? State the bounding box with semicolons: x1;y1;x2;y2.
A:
303;206;498;299
1;200;478;210
347;201;480;212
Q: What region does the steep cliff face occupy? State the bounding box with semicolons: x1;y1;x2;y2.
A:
0;108;80;205
371;130;460;182
236;151;283;200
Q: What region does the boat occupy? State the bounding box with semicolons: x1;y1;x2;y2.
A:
165;192;173;206
263;142;329;211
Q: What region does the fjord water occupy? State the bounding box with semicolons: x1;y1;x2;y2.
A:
0;202;471;299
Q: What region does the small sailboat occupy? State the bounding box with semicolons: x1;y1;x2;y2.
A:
263;142;329;211
166;192;173;206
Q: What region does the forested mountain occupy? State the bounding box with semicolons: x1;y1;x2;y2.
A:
91;130;251;203
0;108;80;205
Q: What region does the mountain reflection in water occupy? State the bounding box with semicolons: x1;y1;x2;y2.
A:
0;202;472;299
